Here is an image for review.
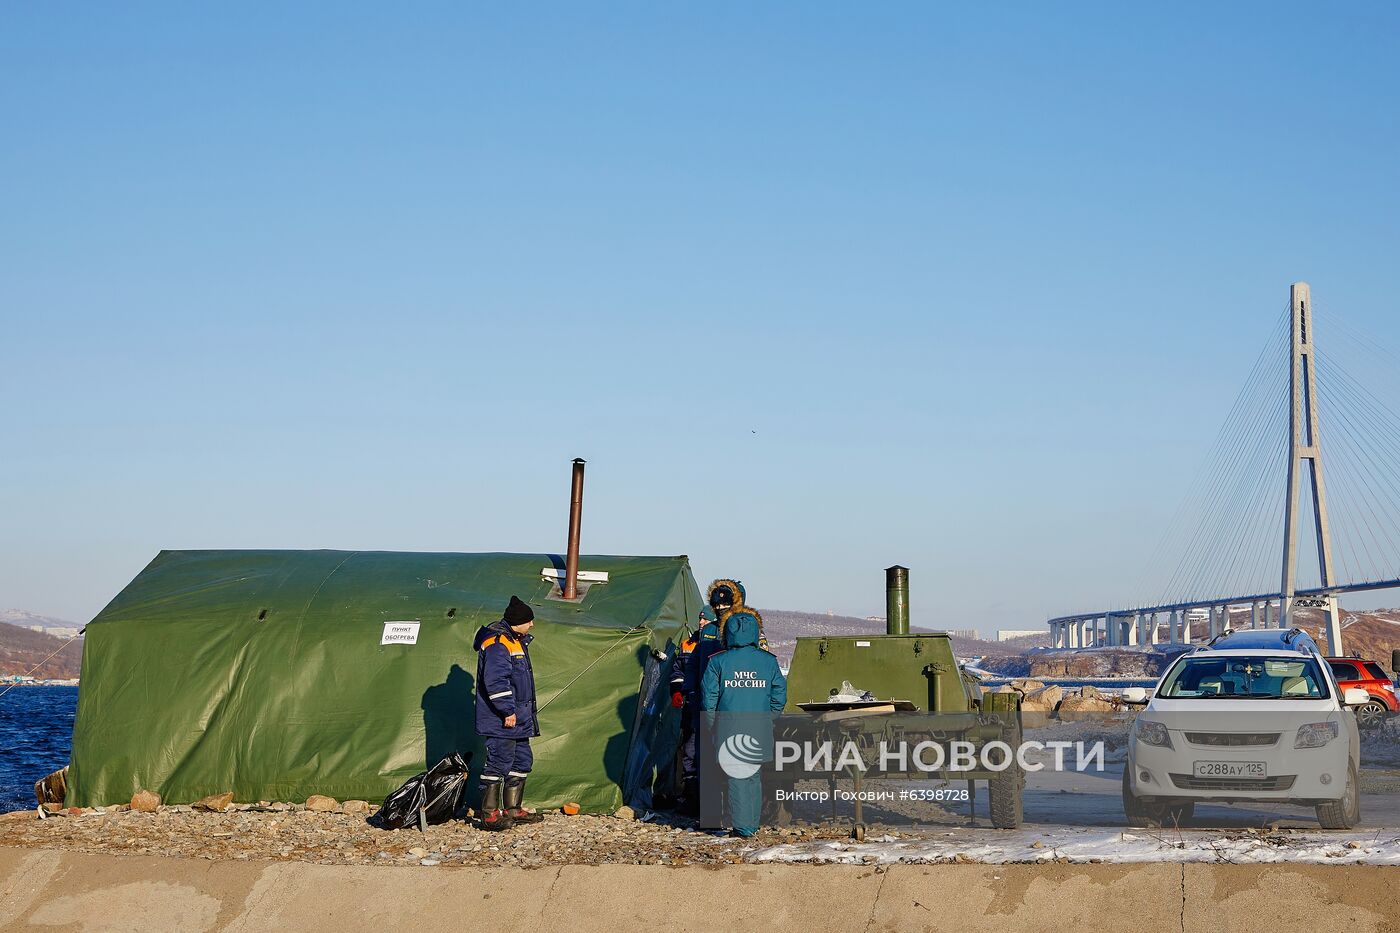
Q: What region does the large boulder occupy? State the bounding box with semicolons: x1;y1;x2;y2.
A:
1020;684;1064;712
1057;689;1119;721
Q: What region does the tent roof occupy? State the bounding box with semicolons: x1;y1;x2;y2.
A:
91;549;696;633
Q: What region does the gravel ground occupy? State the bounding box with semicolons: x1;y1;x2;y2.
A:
0;805;862;867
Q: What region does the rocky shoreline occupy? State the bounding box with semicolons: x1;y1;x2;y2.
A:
977;647;1181;680
0;803;849;867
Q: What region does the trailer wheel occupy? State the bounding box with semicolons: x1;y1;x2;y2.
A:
853;822;866;842
988;767;1023;829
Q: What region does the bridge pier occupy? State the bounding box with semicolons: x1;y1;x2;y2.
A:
1324;597;1343;655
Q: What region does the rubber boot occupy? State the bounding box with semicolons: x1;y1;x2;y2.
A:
679;778;700;818
504;778;544;824
479;780;513;832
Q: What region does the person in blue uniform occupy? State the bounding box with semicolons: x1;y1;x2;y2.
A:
671;606;718;815
701;609;787;837
473;595;543;831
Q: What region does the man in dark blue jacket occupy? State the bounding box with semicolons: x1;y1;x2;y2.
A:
702;610;787;837
671;606;718;815
474;595;541;831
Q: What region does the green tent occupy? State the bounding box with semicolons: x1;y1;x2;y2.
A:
67;549;700;812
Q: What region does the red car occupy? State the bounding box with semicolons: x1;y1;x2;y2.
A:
1326;657;1398;727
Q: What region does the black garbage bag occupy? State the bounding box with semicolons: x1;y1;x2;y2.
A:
367;752;472;831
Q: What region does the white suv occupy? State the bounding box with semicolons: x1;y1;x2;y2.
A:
1123;627;1367;829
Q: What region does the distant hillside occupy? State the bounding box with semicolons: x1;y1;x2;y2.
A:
0;609;83;637
0;621;82;679
757;609;1008;665
1337;609;1400;664
997;631;1053;650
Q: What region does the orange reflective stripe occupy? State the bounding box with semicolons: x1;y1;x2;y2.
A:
482;633;525;656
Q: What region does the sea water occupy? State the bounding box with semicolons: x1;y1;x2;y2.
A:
0;686;77;812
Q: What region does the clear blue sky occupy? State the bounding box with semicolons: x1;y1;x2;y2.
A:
5;2;1400;630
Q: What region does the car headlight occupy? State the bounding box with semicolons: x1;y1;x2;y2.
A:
1294;721;1339;748
1134;719;1172;749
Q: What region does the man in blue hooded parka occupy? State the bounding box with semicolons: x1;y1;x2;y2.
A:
701;609;787;837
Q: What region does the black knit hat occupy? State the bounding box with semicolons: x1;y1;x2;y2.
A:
503;595;535;627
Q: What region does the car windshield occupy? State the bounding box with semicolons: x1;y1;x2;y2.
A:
1158;656;1330;699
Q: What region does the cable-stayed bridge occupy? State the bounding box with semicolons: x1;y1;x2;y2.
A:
1047;282;1400;655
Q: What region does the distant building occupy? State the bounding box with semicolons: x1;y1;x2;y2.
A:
26;624;81;639
947;628;978;641
996;629;1044;642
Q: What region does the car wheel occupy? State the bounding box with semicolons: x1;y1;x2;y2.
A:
1316;765;1360;830
1122;768;1178;828
1356;700;1389;729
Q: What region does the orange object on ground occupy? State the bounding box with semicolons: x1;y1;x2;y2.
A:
562;802;581;815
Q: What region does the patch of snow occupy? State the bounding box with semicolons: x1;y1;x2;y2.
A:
748;827;1400;865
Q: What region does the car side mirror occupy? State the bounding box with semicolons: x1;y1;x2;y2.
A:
1343;687;1371;707
1122;687;1149;704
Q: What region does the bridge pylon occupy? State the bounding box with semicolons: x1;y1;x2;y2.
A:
1281;282;1344;653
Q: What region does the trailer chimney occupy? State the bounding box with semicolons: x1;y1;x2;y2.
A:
885;565;909;635
562;458;586;599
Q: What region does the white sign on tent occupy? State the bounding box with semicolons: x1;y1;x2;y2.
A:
380;621;421;645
